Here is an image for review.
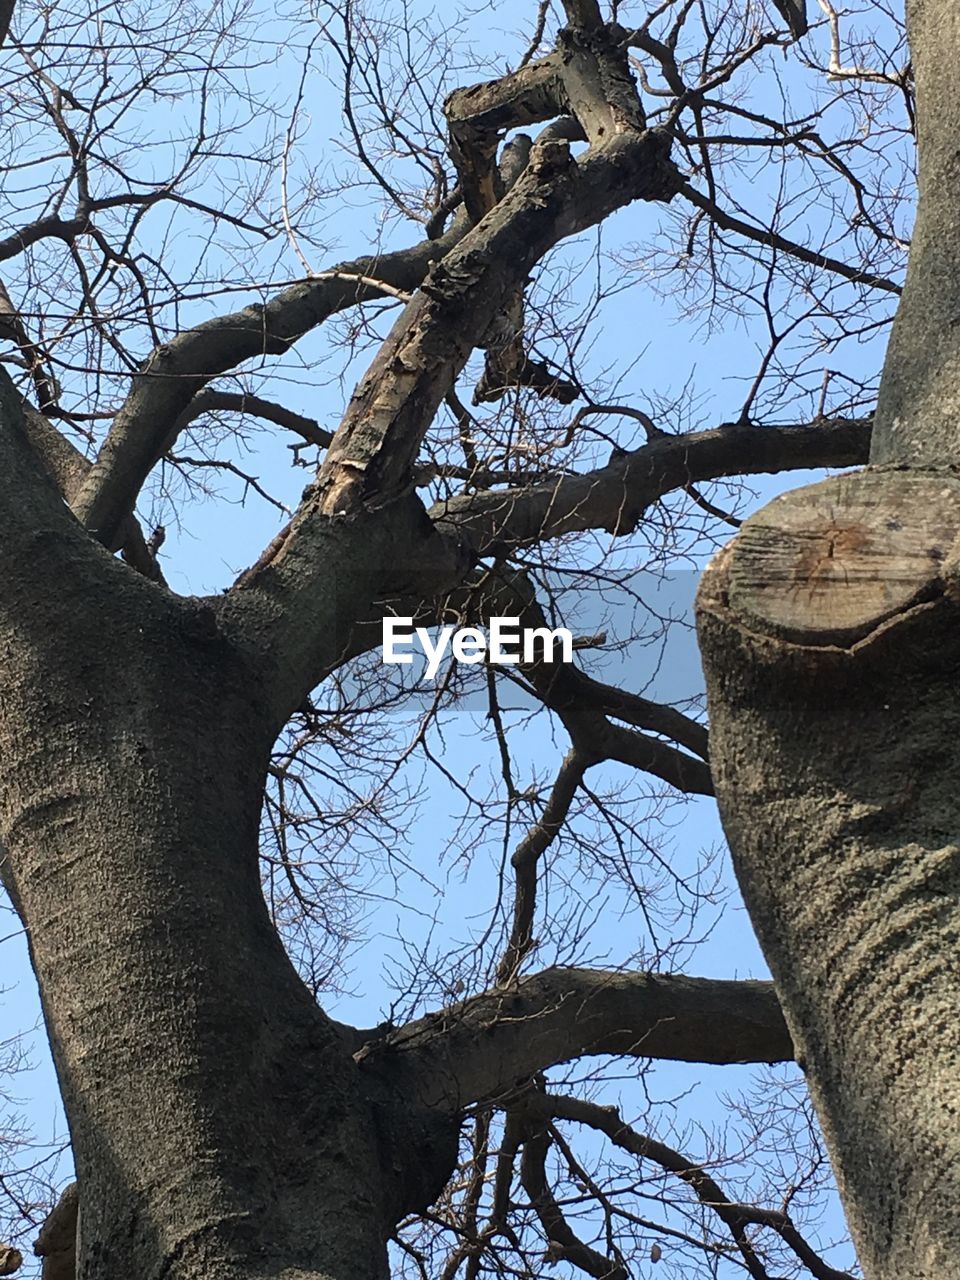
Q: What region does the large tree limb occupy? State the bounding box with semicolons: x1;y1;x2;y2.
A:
225;414;859;760
362;966;791;1111
69;222;468;549
312;131;678;520
211;23;679;723
430;417;871;557
257;412;856;770
220;141;680;720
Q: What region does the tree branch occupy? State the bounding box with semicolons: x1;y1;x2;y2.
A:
69;220;469;549
430;417;872;557
679;182;901;295
545;1093;854;1280
363;967;792;1110
18;404;164;582
520;1119;626;1280
219;138;680;722
174;390;333;451
0;215;89;263
496;750;590;985
312;131;678;521
546;668;709;760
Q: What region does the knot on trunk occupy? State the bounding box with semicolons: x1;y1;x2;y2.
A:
34;1183;78;1280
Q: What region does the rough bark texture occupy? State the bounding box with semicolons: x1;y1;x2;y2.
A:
0;380;458;1280
698;473;960;1280
0;19;686;1265
871;0;960;464
695;6;960;1277
0;5;886;1277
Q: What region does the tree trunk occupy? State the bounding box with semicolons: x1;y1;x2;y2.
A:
871;0;960;468
0;396;455;1280
697;470;960;1277
697;5;960;1275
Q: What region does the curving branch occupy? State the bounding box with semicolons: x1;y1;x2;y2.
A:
545;668;709;760
496;749;591;985
545;1093;854;1280
173;389;333;451
520;1118;627;1280
679;183;901;295
0;215;89;264
430;417;872;557
361;966;792;1111
69;220;470;549
594;720;712;793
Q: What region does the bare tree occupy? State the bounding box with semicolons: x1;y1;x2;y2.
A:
0;0;933;1278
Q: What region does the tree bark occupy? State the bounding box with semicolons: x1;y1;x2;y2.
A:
872;0;960;466
0;381;456;1280
696;5;960;1275
697;470;960;1278
0;2;909;1273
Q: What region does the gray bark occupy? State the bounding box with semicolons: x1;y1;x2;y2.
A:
696;4;960;1274
0;359;792;1280
0;379;457;1280
872;1;960;465
698;485;960;1276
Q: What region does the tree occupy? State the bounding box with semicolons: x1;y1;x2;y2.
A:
696;3;960;1277
0;0;926;1278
